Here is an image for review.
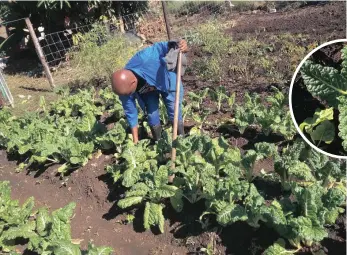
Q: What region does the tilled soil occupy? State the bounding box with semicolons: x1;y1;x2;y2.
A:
1;3;346;255
228;2;345;41
0;151;186;255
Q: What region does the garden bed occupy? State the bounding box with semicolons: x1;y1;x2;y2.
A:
0;2;346;255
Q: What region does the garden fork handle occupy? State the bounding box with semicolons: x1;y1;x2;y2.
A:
170;51;182;171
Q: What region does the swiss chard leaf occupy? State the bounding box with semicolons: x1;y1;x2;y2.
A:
301;60;347;108
338;96;347;151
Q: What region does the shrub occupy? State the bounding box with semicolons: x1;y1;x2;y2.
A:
70;24;140;86
188;20;231;81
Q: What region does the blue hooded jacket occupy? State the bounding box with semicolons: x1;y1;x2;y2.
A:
119;41;183;128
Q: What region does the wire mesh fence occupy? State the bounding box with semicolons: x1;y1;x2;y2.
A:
38;1;230;75
0;1;233;106
39;9;167;69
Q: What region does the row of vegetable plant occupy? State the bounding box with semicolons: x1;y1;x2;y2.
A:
0;87;127;174
108;133;345;251
0;181;113;255
0;85;346;254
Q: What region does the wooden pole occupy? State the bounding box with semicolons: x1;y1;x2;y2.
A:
25;18;55;89
161;1;182;177
161;1;172;40
170;51;182;171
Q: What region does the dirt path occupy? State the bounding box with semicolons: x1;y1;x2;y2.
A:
0;150;186;255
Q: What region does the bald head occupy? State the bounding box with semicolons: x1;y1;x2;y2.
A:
111;69;138;96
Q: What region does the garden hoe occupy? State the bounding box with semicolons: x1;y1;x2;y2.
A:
169;50;182;183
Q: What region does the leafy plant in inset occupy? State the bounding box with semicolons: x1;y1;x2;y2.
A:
301;60;347;107
300;108;335;145
300;50;347;153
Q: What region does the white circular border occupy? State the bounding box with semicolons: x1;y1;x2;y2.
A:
289;38;347;160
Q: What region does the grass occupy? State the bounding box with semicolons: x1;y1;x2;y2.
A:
5;73;58;116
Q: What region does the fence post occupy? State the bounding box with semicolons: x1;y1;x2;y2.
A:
161;1;172;40
115;3;125;33
25;17;55;89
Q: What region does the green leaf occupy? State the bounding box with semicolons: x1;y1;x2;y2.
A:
263;239;295;255
50;240;81;255
241;150;257;181
310;120;335;144
143;202;150;230
288;161;315;182
170;189;184;213
70;156;82;165
288;216;328;246
324;207;341;225
154;185;178;198
125;183;149;197
301;60;347;107
255;142;278;159
122;167;137;188
50;202;76;241
322;187;345;209
216;203;248;226
154;165;169;187
340;46;347;78
86;243;113;255
117;197;143;209
143;202;165;233
300;108;334;133
1;220;37;241
36;207;52;237
21;196;35;220
338;96;347;151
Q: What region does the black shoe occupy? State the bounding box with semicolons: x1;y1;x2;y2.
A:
150;124;162;141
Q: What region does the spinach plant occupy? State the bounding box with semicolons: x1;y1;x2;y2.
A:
0;181;113;255
300;47;347;153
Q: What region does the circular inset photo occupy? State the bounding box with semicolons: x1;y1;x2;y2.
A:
290;39;347;159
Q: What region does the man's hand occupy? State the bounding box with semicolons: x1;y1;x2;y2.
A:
131;126;139;144
178;39;188;53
